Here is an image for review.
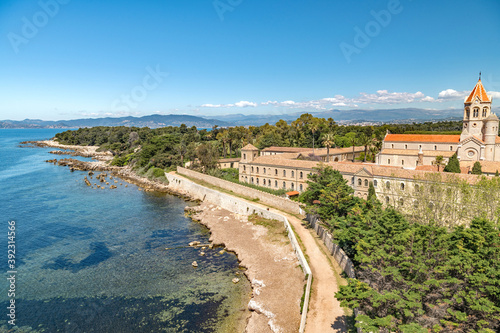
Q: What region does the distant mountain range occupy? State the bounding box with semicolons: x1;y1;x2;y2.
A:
0;114;229;129
205;108;473;126
4;108;499;129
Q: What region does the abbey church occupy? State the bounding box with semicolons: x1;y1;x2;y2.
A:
377;78;500;167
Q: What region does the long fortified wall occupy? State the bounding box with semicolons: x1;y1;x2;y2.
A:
165;171;312;333
176;167;303;215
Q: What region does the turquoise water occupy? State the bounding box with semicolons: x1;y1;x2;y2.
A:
0;129;249;332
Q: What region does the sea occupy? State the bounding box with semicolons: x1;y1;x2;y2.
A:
0;129;250;333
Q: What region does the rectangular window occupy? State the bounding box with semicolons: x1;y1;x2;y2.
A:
388;159;391;164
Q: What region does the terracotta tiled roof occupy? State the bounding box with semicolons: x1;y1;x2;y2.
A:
218;158;241;162
460;161;500;174
241;144;259;151
309;146;365;156
261;146;313;153
379;149;456;157
385;134;461;143
465;79;491;103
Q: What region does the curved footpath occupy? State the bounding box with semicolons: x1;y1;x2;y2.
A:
172;173;348;332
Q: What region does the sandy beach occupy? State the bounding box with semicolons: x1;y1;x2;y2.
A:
30;139;306;333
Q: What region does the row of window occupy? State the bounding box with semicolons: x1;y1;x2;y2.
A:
247;176;304;191
355;178;426;192
466;107;489;119
384;196;435;209
243;165;309;179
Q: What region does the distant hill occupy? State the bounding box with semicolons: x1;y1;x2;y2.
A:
205;108;474;126
0;114;229;129
4;107;500;129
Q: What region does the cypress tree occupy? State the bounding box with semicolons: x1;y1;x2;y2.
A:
495;170;499;177
472;161;482;175
367;181;376;201
444;153;461;173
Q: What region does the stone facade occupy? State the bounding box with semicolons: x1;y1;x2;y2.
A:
378;78;500;168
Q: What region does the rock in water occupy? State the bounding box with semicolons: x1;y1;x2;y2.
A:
200;252;205;256
189;241;201;247
84;177;91;186
232;278;240;284
192;261;198;268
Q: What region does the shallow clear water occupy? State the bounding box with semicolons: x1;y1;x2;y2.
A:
0;129;250;332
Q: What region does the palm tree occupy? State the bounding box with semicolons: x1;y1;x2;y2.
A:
216;130;230;159
358;133;372;162
322;133;335;162
310;121;319;155
433;155;445;171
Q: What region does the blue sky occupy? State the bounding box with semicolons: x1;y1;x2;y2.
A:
1;0;500;121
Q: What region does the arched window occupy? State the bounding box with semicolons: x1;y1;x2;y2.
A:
291;171;294;178
358;178;362;186
385;196;390;205
275;169;278;175
434;145;437;150
283;170;286;177
386;181;391;189
263;168;266;174
391;144;394;149
256;178;259;185
414;184;420;192
364;179;368;187
483;108;488;117
291;183;294;190
263;179;266;186
243;153;246;159
400;183;405;191
251;177;254;184
466;108;470;119
450;146;453;151
299;184;303;191
256;167;259;173
282;181;286;189
373;180;378;187
402;160;405;166
399;198;404;206
473;108;479;117
388;159;391;165
405;144;408;149
243;165;246;171
251;166;254;172
275;180;278;188
300;172;303;179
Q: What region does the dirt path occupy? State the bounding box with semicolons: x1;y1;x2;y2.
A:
282;213;348;333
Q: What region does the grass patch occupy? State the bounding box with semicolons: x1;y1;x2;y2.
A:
248;214;288;243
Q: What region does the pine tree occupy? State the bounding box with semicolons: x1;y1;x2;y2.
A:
495;170;499;177
472;161;482;175
444;153;461;173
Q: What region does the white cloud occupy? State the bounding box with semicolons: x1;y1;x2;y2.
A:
437;89;468;100
422;96;435;102
488;91;500;99
201;103;224;108
234;101;257;107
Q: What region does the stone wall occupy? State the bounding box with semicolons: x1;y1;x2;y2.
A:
165;172;312;333
176;167;303;215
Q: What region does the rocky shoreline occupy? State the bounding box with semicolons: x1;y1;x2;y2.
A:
28;139;304;332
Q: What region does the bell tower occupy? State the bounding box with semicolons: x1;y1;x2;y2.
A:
460;74;493;141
